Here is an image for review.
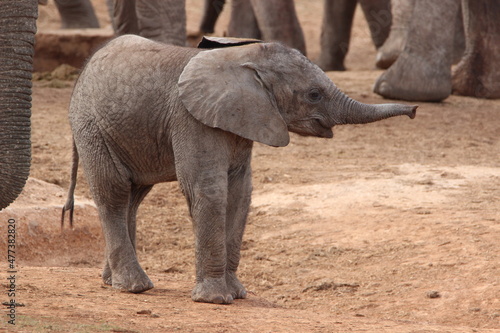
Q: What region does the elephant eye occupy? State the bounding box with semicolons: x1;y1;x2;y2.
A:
307;89;322;103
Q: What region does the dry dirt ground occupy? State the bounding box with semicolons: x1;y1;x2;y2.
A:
1;0;500;332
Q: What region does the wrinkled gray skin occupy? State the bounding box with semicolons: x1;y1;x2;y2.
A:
375;0;464;70
108;0;186;45
63;35;416;304
374;0;415;70
374;0;500;101
451;0;500;99
0;1;36;210
319;0;392;71
55;0;99;29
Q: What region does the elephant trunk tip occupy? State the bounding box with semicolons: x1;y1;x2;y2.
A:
408;105;418;119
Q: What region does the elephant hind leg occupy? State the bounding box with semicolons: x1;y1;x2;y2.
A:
102;183;153;287
76;133;153;293
97;201;154;293
128;184;154;250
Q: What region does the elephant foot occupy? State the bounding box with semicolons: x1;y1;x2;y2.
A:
192;277;234;304
374;51;452;102
226;272;247;299
317;55;346;72
452;53;500;99
102;263;112;286
375;28;407;69
110;263;154;293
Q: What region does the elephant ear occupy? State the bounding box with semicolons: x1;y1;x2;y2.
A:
178;44;290;147
197;36;262;49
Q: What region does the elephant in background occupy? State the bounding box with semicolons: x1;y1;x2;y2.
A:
197;0;225;35
319;0;392;71
108;0;186;46
54;0;100;29
192;0;306;55
375;0;465;70
374;0;500;101
62;35;416;303
0;1;37;210
52;0;186;46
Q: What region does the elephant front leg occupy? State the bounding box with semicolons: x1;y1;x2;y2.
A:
225;165;252;300
184;174;234;304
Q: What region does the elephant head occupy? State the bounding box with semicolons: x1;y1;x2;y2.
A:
0;1;37;210
178;41;416;147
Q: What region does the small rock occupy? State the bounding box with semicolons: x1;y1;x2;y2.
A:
262;176;273;183
137;309;152;315
426;290;441;299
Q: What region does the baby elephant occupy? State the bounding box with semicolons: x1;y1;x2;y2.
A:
62;35;416;304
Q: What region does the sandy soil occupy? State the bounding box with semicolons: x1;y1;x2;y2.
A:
1;0;499;332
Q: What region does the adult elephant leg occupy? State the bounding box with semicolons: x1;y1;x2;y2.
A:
374;0;460;102
376;0;415;69
228;0;260;39
318;0;357;71
451;4;465;64
0;1;35;210
249;0;306;55
55;0;100;29
358;0;391;49
200;0;226;34
452;0;500;99
135;0;186;46
110;0;139;36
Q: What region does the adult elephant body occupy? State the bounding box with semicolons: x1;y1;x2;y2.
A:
0;1;36;210
63;35;416;303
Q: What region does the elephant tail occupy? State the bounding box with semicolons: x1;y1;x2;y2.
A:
61;139;79;229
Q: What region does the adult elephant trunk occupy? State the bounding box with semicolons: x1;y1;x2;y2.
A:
0;1;36;210
329;88;417;126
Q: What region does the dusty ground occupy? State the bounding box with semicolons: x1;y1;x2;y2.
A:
1;0;499;332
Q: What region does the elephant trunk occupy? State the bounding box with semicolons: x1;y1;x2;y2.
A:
328;88;417;126
0;1;37;210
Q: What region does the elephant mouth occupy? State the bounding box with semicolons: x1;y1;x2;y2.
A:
289;119;333;138
315;121;334;138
